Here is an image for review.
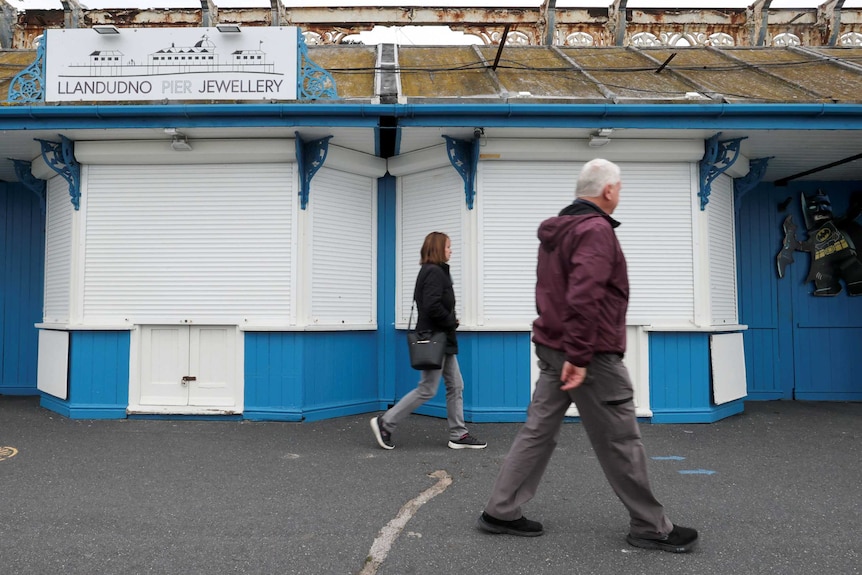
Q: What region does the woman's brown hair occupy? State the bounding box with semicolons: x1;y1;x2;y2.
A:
420;232;449;265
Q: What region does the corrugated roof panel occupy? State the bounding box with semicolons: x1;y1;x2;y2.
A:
728;48;862;102
399;46;499;99
308;45;377;100
477;46;605;100
561;47;696;102
644;47;822;103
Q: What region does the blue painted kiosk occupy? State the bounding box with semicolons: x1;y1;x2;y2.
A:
2;28;861;424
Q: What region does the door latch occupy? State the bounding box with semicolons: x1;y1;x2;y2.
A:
181;376;197;386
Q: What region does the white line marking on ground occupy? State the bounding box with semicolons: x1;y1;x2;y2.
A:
359;470;453;575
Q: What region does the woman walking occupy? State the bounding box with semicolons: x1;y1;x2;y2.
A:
371;232;487;450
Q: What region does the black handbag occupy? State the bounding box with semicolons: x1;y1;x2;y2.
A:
406;302;446;370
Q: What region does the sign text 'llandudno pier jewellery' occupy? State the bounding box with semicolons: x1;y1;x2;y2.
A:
44;27;299;103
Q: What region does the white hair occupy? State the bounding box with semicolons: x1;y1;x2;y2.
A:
575;158;621;198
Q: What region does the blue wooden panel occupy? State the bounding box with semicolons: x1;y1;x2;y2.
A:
301;331;380;421
743;328;784;400
463;332;532;422
788;187;862;399
0;183;44;395
736;182;793;399
243;332;303;420
740;182;862;400
737;182;780;331
393;331;532;423
60;331;130;418
794;327;862;400
648;332;713;422
735;181;862;400
376;174;397;403
244;331;382;421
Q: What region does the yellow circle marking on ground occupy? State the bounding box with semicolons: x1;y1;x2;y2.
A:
0;446;19;461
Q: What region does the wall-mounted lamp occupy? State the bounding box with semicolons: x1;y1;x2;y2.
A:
170;134;192;152
165;127;191;149
588;128;613;148
216;24;242;33
93;24;120;35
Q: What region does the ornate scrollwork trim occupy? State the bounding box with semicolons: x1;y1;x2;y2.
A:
733;157;772;213
699;132;746;211
11;159;47;215
297;31;338;100
36;135;81;211
295;131;333;210
442;135;480;210
7;36;45;103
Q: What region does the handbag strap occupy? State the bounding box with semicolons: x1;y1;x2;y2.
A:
407;301;416;331
409;265;431;333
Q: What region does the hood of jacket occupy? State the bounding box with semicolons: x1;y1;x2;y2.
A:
538;199;620;252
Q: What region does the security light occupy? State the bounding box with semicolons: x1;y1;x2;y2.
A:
170;135;193;152
216;24;242;33
93;25;120;35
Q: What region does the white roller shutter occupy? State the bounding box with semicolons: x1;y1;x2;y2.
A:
479;161;580;326
613;163;695;325
399;166;464;324
707;174;738;325
44;175;72;323
307;167;376;326
478;161;694;327
82;163;295;325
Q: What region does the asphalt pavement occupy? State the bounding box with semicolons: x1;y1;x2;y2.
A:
1;395;860;575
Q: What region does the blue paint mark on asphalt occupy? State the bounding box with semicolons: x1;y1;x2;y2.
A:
678;469;717;475
651;456;686;461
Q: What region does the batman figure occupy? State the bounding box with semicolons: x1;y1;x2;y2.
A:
777;190;862;296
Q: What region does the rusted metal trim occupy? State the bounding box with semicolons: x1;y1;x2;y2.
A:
491;24;511;70
613;0;627;46
818;0;845;46
654;52;676;74
539;0;556;46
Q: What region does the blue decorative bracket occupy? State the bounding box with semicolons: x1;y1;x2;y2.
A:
295;132;333;210
733;157;772;214
37;135;81;210
11;159;47;215
443;135;480;210
297;32;338;100
698;133;747;211
7;36;45;103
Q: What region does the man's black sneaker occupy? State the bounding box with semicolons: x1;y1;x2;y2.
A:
626;524;698;553
370;416;394;450
477;512;544;537
448;433;487;449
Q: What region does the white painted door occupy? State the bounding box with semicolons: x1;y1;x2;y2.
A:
139;325;238;411
188;326;237;407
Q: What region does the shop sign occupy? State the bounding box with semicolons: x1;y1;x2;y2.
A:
44;27;298;103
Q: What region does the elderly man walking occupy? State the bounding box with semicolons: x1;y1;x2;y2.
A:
477;158;698;554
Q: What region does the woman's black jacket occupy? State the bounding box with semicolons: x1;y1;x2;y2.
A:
413;263;459;354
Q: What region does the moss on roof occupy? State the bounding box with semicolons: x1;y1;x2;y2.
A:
5;44;862;105
307;45;377;100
